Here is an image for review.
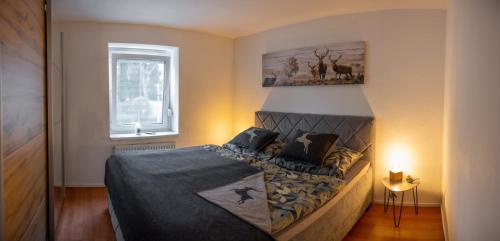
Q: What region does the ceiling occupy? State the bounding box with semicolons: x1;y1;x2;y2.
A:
52;0;447;38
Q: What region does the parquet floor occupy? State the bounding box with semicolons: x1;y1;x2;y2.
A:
56;187;445;241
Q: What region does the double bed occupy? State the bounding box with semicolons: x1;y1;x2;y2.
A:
105;111;374;241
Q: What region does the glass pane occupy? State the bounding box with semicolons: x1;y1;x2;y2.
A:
116;59;165;125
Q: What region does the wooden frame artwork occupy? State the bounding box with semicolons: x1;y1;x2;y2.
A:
262;41;365;87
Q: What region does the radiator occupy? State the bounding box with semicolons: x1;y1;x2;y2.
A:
114;142;176;154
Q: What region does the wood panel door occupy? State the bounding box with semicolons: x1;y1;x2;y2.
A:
0;0;48;240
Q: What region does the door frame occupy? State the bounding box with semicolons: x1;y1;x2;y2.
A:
46;0;56;240
0;25;5;241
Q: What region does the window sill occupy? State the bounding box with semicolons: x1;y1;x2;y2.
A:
110;131;178;141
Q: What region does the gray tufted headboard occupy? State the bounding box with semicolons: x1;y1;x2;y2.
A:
255;111;374;165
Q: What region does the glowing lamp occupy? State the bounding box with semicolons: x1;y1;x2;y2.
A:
389;168;403;183
388;145;411;183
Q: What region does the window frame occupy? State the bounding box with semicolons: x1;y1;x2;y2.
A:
108;43;179;138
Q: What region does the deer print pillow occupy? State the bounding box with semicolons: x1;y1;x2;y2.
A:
279;130;339;166
227;127;279;151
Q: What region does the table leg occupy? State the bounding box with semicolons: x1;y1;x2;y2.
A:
392;191;405;227
385;188;391;213
416;186;419;214
412;188;416;214
384;187;387;213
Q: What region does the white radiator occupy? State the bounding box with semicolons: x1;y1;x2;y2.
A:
114;142;176;154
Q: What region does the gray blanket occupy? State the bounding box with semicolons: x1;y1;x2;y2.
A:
104;146;274;241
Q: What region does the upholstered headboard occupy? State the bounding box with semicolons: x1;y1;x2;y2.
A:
255;111;374;164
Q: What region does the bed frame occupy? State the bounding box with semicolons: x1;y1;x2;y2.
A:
254;111;374;241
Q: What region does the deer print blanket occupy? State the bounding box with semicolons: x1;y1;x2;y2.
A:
198;172;273;233
201;145;345;234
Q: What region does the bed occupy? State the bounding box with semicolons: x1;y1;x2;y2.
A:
106;111;374;241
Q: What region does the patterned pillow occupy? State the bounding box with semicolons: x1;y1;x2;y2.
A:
269;157;337;176
221;140;285;161
279;130;339;165
222;143;259;156
228;127;279;151
322;147;364;179
262;140;287;157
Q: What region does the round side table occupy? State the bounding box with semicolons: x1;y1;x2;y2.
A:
382;177;420;227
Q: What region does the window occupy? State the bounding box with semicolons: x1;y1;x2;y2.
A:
109;43;179;138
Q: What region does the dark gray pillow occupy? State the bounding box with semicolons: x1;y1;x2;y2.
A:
279;130;338;166
227;127;279;151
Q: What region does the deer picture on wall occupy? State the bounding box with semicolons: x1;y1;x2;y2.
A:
314;48;329;81
262;41;365;87
329;54;354;82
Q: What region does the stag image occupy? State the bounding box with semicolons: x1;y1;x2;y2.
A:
232;187;259;205
307;61;318;80
314;48;330;80
329;54;353;81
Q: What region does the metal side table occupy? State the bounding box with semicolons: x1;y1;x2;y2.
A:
382;177;420;227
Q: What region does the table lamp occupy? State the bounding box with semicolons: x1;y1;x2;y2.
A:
390;164;403;182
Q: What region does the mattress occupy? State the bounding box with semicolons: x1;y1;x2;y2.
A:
107;160;372;241
344;159;370;183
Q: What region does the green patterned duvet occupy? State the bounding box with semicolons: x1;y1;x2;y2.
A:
205;145;345;233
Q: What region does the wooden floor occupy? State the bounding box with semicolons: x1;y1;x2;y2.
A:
56;187;444;241
344;205;444;241
56;188;115;241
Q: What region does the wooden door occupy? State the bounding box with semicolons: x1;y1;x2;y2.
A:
0;0;48;240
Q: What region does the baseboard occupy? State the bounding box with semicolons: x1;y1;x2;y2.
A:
65;183;105;188
373;199;441;207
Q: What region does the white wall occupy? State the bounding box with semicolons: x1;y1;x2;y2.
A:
57;22;234;186
442;0;500;240
233;10;446;205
